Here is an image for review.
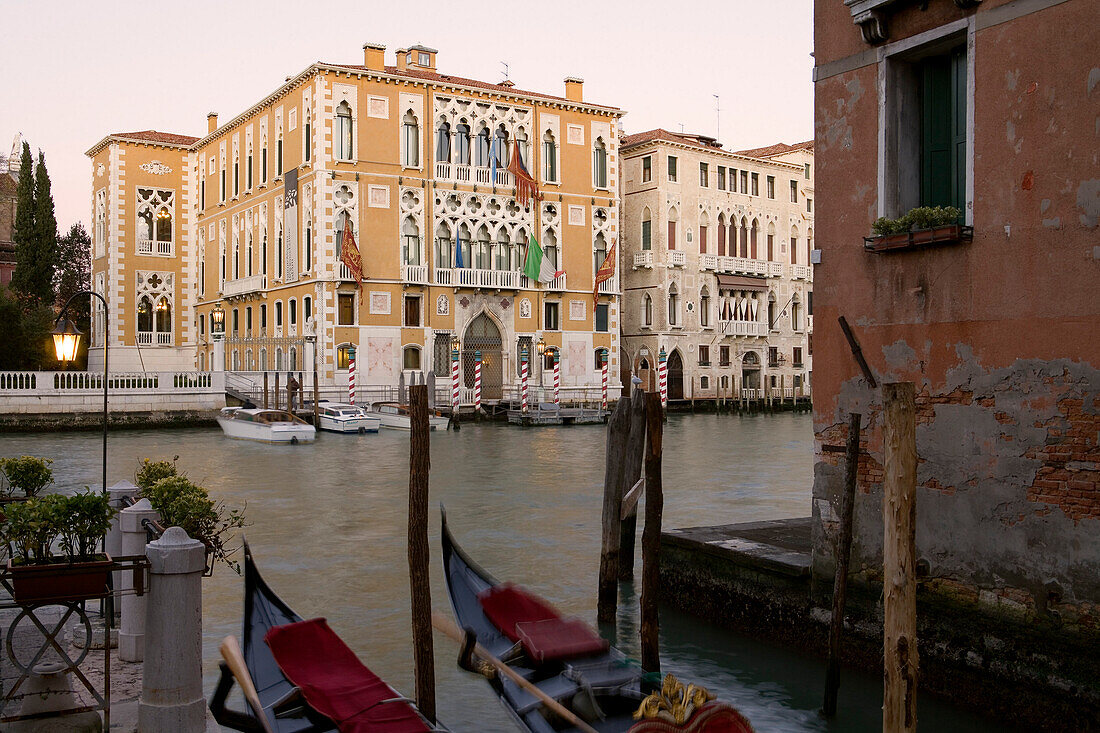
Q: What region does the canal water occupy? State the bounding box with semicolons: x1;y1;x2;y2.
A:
3;413;999;732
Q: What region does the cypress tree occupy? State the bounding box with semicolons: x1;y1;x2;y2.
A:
31;151;59;304
9;142;36;301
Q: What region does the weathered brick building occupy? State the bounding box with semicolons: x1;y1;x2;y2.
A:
812;0;1098;723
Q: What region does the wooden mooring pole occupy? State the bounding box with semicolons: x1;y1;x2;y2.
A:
618;387;647;580
597;398;631;623
640;391;664;672
263;372;269;409
883;383;917;733
823;412;862;717
274;372;281;410
407;384;436;723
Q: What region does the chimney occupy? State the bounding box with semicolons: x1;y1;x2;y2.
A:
564;77;584;102
395;48;408;72
207;112;218;134
363;41;386;71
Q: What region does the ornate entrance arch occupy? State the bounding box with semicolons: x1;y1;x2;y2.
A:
667;349;684;400
462;313;503;399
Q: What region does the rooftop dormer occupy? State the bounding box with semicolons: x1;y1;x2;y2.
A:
403;44;438;71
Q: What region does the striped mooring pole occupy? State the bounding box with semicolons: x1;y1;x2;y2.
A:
474;350;482;413
600;351;608;411
451;344;460;413
348;346;357;405
658;346;668;408
521;345;529;414
553;350;560;406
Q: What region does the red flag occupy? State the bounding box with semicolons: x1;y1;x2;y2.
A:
507;140;541;207
340;226;364;302
593;242;617;307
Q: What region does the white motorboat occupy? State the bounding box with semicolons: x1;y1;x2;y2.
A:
316;403;381;433
216;407;317;443
367;402;450;431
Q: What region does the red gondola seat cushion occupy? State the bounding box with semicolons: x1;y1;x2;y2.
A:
514;617;610;663
477;583;562;641
265;617;430;733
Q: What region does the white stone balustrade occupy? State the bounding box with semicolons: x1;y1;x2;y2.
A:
597;274;619;294
546;272;567;290
633;251;654;268
402;263;429;284
720;320;769;337
222;273;267;297
791;264;812;280
140;526;207;732
700;254;718;271
0;371;224;416
667;250;686;267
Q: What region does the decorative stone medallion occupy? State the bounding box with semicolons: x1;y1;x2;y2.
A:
436;294;449;316
519;298;532;319
139;161;172;175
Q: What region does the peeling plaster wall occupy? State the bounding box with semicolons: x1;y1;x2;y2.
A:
813;0;1100;628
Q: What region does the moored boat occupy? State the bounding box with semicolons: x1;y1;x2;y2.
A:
315;402;381;433
368;402;450;431
209;543;445;732
441;512;753;733
216;407;317;443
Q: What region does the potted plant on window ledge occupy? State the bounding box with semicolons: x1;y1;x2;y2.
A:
3;490;116;605
864;206;971;253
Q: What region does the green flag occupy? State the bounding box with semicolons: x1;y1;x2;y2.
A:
522;234;562;283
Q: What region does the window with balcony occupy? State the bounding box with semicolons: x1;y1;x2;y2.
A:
790;225;800;265
303;296;311;323
593;232;608;277
750;219;759;259
474;126;491;167
667;155;677;182
136;295;172;346
699;345;710;366
698;224;707;254
641;155;651;183
494;125;510;168
402;218;421;266
455;123;471;165
474;226;491;270
543;229;559;271
136;188;174;255
495;230;512;271
334;101;354;161
544;301;560;331
595;303;609;332
641;209;652;250
667;208;678;250
246;230;253;277
699;162;708;187
543;131;558;182
338;293;355;325
436;120;451;163
593;138;608;189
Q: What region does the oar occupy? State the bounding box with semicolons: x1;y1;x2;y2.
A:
219;635;276;733
432;611;600;733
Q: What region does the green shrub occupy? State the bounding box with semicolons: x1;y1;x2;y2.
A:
135;457;179;493
0;456;54;497
871;206;963;236
144;475;247;572
56;490;116;561
4;497;59;564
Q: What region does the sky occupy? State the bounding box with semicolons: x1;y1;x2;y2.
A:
0;0;814;231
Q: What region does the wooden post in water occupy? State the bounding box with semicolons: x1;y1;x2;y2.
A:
298;372;305;410
407;384;436;723
823;412;862;717
274;372;281;410
883;383;917;733
618;388;647;580
263;372;269;409
597;398;631;624
640;391;664;672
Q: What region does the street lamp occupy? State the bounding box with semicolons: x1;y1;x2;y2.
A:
211;303;225;340
536;336;546;356
53;291;110;499
450;334;460;353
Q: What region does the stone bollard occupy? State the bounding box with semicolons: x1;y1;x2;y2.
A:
139;527;207;732
119;498;159;662
107;480;139;621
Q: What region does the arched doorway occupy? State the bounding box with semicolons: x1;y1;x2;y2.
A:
667;349;684;400
620;348;630;391
742;351;761;392
463;313;503;400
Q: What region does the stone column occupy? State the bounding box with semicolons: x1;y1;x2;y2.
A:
213;339;226;372
107;480;138;622
120;498;159;661
139;527;206;733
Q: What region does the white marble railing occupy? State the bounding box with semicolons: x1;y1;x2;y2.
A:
138;239;173;256
716;257;769;276
597;274;619;294
434;267;454;285
700;254;718;271
546;272;567;290
633;251;654;268
791;264;812;280
402;264;429;284
768;262;784;277
136;331;174;346
0;371;221;394
668;250;686;267
720;320;768;337
222;273;267;297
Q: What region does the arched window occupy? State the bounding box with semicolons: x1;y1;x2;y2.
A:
246;348;254;370
593;232;607;276
494;125;509;168
495;229;511;271
514;227;528;271
767;222;776;261
455;122;471;165
457;223;472;269
542;131;557;182
768;292;777;330
137;297;153;335
475;225;491;270
288;345;297;370
739;217;749;258
641;207;652;250
336;343;353;370
402;217;421;266
475;126;491;167
791;295;802;332
700;286;710;328
155;297;171;337
303;214;313;272
668;283;679;326
807;227;814;264
515;127;529;168
790;225;800;265
246;230;253;277
275;217;283;278
231;350;240;370
543;229;558;270
275;348;285;371
436;120;451;163
667;207;679;250
403;345;421;370
435;222;452;269
593;137;608;188
156;209;172;243
643;294;653;326
751;219;760;259
718;213;727;256
698;212;709;255
402;111;419;167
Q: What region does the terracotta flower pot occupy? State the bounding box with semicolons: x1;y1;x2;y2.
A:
6;555;113;605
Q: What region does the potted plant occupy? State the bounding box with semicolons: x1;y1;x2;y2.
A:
865;206;971;252
3;490;116;605
0;456;54;502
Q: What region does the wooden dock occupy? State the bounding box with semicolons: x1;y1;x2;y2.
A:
506;402;608;425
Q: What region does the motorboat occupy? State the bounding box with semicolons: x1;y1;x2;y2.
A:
315;402;381;434
367;402;450;431
216;407;316;444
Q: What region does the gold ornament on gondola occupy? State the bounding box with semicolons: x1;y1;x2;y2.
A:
633;673;716;725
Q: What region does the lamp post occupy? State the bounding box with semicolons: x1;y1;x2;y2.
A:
211;302;226;372
53;291;109;496
305;333;318;427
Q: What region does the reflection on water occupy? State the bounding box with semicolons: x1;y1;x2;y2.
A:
3;412;996;732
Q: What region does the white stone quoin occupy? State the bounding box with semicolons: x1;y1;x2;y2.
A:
139;526;206;732
119;498;159;661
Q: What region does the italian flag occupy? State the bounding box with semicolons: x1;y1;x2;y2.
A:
522;234;564;283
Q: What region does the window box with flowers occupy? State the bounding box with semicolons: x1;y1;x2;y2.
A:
864;206;971;253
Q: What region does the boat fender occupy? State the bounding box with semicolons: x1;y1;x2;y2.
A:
291;436;299;445
358;426;365;435
458;627;496;680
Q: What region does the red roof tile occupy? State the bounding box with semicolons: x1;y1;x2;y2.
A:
110;130;200;146
733;140;814;158
620;129;713;151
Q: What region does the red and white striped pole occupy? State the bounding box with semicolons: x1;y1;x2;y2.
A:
520;345;529;414
474;350;482;413
451;343;460;413
658;346;668;408
348;346;357;405
553;350;560;406
600;351;608;411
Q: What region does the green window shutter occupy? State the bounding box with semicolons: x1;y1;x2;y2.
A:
921;47;967;214
951;46;967;216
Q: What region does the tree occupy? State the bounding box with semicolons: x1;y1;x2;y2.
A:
55;223;92;367
0;286;54;370
31;151;58;301
10;144;58;306
9;142;36;300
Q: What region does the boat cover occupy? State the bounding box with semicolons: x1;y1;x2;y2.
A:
265;618;430;733
477;583;561;641
478;583;609;662
627;701;755;732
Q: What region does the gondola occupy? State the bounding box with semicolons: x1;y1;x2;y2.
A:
210;542;444;732
442;511;652;733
